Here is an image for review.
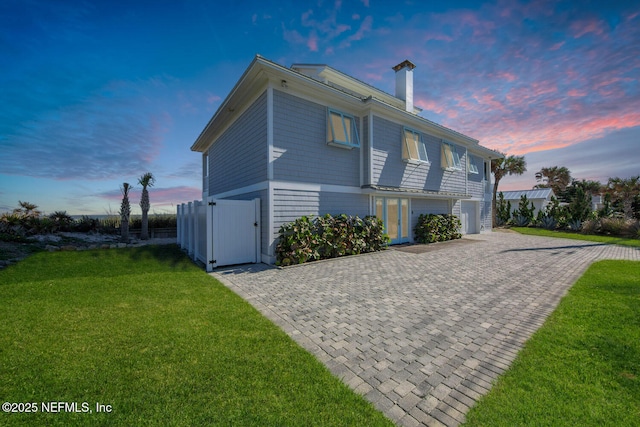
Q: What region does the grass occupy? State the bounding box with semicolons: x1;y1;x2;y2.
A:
511;226;640;247
463;260;640;426
0;245;393;426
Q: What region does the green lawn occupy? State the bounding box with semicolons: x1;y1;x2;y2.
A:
0;245;393;426
463;260;640;426
511;226;640;247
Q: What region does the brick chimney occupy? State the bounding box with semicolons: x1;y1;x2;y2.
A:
393;60;416;113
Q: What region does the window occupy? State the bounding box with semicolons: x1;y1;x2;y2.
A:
327;109;359;148
402;128;428;162
468;155;479;174
441;141;461;170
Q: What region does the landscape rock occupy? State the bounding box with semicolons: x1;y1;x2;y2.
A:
60;245;77;251
45;245;60;252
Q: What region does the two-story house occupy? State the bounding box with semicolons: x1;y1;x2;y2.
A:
188;55;502;265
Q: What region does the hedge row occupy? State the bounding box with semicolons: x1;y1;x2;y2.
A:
276;214;388;266
413;214;461;243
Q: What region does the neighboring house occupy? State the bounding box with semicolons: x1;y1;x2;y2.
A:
501;189;555;216
190;55;502;265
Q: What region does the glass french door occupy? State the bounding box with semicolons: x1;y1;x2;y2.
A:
375;197;409;244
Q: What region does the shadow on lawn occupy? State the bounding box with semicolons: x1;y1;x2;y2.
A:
124;244;195;270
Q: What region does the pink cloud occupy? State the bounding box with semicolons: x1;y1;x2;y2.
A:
567;89;586;97
489;71;517;82
307;31;319;51
570;18;606;38
549;41;565;51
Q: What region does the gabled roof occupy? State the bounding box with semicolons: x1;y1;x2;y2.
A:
501;188;555;200
191;55;504;160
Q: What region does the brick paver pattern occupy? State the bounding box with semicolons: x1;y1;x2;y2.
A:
211;232;640;427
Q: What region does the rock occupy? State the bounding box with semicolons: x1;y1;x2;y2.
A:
45;245;60;252
117;243;127;249
101;244;111;250
60;245;77;251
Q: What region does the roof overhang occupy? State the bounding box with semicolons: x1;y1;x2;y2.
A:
362;184;471;200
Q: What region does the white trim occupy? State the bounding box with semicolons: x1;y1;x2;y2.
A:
211;181;269;199
368;111;374;186
267;181;275;259
271;180;363;194
267;85;274;180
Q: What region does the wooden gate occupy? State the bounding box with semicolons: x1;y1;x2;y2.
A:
206;198;260;271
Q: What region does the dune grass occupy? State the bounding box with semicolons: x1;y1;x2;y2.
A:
511;226;640;247
0;245;393;426
463;260;640;426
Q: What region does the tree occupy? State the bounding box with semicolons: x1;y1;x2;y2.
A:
568;186;591;222
13;201;41;219
605;176;640;219
138;172;155;240
534;166;572;198
491;154;527;226
564;179;602;222
120;183;132;242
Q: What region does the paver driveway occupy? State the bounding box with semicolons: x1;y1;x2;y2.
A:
211;232;640;426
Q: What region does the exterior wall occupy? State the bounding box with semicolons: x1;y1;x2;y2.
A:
482;200;492;231
272;188;369;255
466;154;484;197
410;198;450;240
208;92;268;196
272;89;361;186
371;116;467;194
439;143;467;194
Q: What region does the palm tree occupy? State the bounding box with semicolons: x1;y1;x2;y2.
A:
120;183;132;243
14;201;41;219
491;154;527;226
534;166;572;198
138;172;155;240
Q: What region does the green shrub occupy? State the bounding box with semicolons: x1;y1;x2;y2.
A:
73;215;100;233
495;192;511;226
49;211;75;232
413;214;461;244
275;214;387;266
513;194;535;226
540;215;558;230
567;219;582;231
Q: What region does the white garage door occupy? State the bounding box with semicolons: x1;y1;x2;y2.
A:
461;201;479;234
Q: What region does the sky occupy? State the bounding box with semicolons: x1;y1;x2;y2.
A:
1;0;639;215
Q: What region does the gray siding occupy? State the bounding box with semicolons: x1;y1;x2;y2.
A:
208;92;268;195
439;143;467;194
272;90;361;186
466;154;484;198
272;188;369;254
482;200;492;231
371;116;468;194
410;198;450;241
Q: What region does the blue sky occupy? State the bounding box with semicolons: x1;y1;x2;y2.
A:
1;0;639;215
